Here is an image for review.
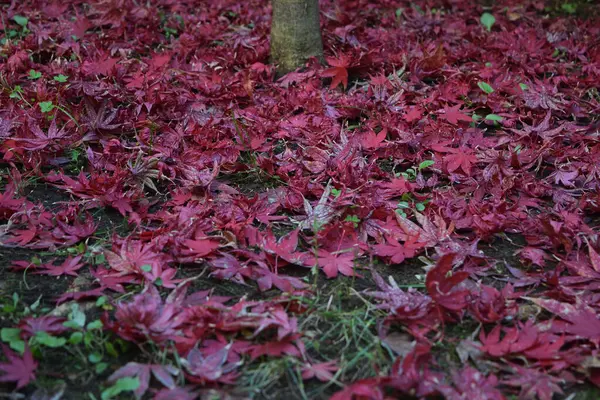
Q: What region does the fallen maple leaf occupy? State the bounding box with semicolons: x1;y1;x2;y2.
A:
36;255;85;277
181;238;221;258
527;297;600;343
330;378;385;400
182;344;240;384
0;345;37;389
446;149;477;174
419;44;446;72
298;181;339;231
439;104;472;125
516;247;548;267
360;129;387;150
322;55;351;90
502;365;564;400
262;229;305;265
426;253;470;312
301;361;338;382
154;387;198;400
404;106;423;123
82;54;118;76
12;118;69;151
479;320;565;360
439;367;504;400
395;211;454;248
313;249;358;278
18;316;68;338
108;362;178;398
373;237;411;264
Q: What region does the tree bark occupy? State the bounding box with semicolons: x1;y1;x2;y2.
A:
270;0;324;74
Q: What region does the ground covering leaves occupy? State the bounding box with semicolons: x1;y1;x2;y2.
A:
0;0;600;399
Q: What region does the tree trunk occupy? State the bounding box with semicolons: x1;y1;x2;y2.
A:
270;0;324;74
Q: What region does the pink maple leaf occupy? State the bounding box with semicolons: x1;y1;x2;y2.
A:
439;367;504;400
249;337;304;359
502;365;564;400
516;247;548;267
0;345;37;389
549;169;578;187
18;316;67;339
3;228;37;246
108;362;178;398
36;255;85;277
301;361;338;382
183;345;240;384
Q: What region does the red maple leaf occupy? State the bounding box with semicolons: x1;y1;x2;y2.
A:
0;184;24;220
3;228;37;246
590;244;600;273
432;144;477;174
382;177;412;197
14;118;70;151
419;44;446;72
439;367;504;400
330;378;385;400
425;253;469;312
110;286;185;344
255;269;307;292
104;241;175;286
181;238;221;258
360;129;387;150
0;345;37;389
56;213;98;239
262;229;305;265
528;297;600;343
470;284;516;324
312;250;358;278
373;235;422;265
404;106;424;123
154;387;197;400
82;54;118;76
479;320;564;359
439;105;472;125
322;55;351;90
81;100;121;135
395;212;454;248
